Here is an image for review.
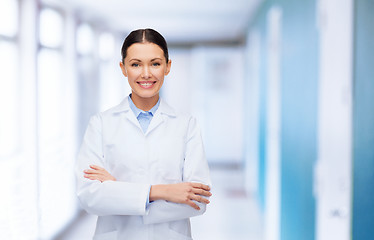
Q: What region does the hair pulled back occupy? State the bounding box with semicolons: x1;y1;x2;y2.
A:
121;28;169;64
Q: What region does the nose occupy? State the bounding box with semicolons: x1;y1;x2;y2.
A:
141;66;151;79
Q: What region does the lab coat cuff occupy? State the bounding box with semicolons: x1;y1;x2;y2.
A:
142;185;150;216
146;185;151;209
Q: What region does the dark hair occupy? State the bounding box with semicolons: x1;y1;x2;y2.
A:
121;28;169;64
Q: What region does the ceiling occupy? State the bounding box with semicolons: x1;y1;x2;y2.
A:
43;0;262;45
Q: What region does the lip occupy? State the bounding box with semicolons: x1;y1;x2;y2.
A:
137;81;157;89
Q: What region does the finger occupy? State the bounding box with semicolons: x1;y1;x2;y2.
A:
84;174;102;181
84;173;97;178
191;183;210;191
187;200;200;210
90;165;104;170
84;174;102;180
192;188;212;197
191;194;210;204
84;169;100;174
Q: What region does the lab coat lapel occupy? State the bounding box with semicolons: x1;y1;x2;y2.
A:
146;112;164;136
112;97;143;131
146;99;176;136
124;110;142;131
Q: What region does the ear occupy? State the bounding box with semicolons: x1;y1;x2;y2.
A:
119;61;128;77
164;60;172;76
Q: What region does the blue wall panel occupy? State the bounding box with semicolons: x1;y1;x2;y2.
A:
258;25;268;211
352;0;374;239
279;0;318;239
251;3;270;211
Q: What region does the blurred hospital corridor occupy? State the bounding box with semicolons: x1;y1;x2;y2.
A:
1;0;374;239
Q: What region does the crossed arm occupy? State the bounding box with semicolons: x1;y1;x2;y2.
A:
83;165;211;210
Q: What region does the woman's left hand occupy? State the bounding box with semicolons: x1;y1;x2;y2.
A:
83;165;116;182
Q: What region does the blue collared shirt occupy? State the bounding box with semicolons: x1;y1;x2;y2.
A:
128;94;160;133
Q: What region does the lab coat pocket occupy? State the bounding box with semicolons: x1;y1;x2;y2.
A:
93;230;118;240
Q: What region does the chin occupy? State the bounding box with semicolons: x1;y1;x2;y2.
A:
133;91;159;99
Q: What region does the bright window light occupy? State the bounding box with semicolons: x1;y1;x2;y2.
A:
37;48;67;239
39;8;64;48
0;0;18;37
37;48;64;144
0;41;19;158
99;32;115;60
77;23;94;55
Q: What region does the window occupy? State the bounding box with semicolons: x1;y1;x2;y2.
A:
77;23;94;55
0;41;19;158
0;0;18;37
37;8;65;166
38;7;77;239
0;1;34;239
39;8;63;48
99;32;115;60
76;23;100;133
0;0;19;158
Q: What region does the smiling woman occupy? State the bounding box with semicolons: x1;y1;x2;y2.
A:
120;41;171;110
75;28;212;240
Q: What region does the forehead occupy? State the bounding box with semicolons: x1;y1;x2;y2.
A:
126;42;165;60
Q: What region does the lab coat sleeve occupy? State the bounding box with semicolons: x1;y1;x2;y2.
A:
143;117;211;224
75;114;150;216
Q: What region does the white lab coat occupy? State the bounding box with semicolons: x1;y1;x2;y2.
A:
75;97;211;240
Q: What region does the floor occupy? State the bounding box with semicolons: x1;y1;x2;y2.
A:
55;167;263;240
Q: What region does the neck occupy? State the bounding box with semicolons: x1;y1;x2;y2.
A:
131;93;159;111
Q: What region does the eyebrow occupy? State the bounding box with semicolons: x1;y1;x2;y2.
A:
129;58;163;62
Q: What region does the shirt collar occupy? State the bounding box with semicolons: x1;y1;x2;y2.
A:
128;94;160;117
112;95;176;117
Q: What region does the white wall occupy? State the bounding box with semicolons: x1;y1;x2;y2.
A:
244;30;260;195
315;0;354;239
161;48;194;113
163;46;245;165
264;6;282;240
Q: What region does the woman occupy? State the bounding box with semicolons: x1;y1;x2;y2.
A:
75;28;212;240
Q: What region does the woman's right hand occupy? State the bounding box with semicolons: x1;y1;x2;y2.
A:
149;182;212;210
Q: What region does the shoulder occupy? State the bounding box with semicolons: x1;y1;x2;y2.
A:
87;98;130;126
159;99;194;121
90;97;131;122
101;98;130;116
159;99;201;131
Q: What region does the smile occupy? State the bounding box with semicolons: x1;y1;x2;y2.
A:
137;81;156;89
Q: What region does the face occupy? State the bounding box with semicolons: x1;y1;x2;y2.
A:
120;42;171;102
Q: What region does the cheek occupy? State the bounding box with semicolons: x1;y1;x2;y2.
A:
152;69;167;79
127;70;140;80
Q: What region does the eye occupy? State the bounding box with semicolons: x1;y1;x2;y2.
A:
131;63;139;67
152;62;161;67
